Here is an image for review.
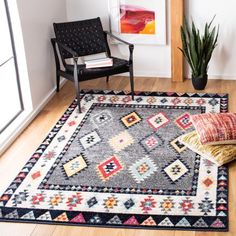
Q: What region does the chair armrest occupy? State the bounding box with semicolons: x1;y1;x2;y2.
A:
104;31;133;46
104;31;134;65
51;38;78;58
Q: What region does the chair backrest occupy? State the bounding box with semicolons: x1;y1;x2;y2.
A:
53;17;108;59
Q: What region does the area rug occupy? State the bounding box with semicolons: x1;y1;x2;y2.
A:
0;90;229;231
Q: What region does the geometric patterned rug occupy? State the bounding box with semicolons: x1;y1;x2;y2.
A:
0;90;228;231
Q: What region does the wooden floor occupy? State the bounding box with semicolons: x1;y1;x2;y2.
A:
0;77;236;236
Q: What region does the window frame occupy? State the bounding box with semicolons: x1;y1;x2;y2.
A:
0;0;24;134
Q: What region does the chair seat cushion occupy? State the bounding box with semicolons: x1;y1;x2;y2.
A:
65;57;129;80
191;113;236;145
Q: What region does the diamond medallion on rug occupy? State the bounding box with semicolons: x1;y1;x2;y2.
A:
0;90;229;231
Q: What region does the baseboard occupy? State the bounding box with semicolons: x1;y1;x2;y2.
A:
208;75;236;80
114;72;171;78
0;79;66;155
121;73;236;81
134;71;171;78
185;74;236;81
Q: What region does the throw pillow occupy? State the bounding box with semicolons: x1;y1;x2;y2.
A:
191;113;236;145
179;131;236;166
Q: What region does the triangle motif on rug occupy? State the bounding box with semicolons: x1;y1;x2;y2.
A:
8;184;18;189
124;216;139;225
54;212;69;222
218;198;227;204
141;216;156;226
106;215;122;225
158;217;174;227
193;218;208;228
217;211;227;217
219;170;227;175
17;173;26;178
25;163;33;168
88;214;103;224
175;217;191;227
70;213;86;223
4;209;19;219
210;218;225;228
21;168;30;173
218;192;227;198
4;189;13;195
13;178;22;183
37;211;52;221
217;205;227;211
21;211;35;220
29;158;37;164
219;175;227;180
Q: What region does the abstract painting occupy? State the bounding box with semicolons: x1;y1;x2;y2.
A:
109;0;166;44
120;3;155;34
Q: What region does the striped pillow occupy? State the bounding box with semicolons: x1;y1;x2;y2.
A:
191;113;236;145
179;131;236;166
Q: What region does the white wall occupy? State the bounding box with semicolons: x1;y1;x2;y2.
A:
186;0;236;79
67;0;236;80
17;0;67;109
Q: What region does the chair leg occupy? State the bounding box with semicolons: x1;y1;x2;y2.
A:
74;75;81;113
74;81;81;113
56;73;60;92
73;58;82;113
129;67;134;100
106;76;109;83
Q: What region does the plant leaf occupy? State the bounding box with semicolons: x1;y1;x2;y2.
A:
179;15;219;77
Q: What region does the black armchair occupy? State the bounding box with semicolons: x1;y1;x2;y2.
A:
51;17;135;113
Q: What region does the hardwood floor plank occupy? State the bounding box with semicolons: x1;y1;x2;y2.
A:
30;224;56;236
52;226;176;236
0;222;36;236
175;231;195;236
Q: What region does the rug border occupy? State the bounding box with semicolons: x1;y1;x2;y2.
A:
0;217;228;232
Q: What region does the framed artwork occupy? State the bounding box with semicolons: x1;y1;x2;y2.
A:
109;0;166;45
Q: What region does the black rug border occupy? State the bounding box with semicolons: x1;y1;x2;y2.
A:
81;89;228;99
0;217;228;232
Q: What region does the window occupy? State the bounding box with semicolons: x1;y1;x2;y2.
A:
0;0;32;152
0;0;23;134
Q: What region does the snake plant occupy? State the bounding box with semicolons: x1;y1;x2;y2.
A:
179;17;219;78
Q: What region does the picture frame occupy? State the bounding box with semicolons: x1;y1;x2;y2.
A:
108;0;166;45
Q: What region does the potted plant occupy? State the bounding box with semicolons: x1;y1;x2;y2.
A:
179;17;219;90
